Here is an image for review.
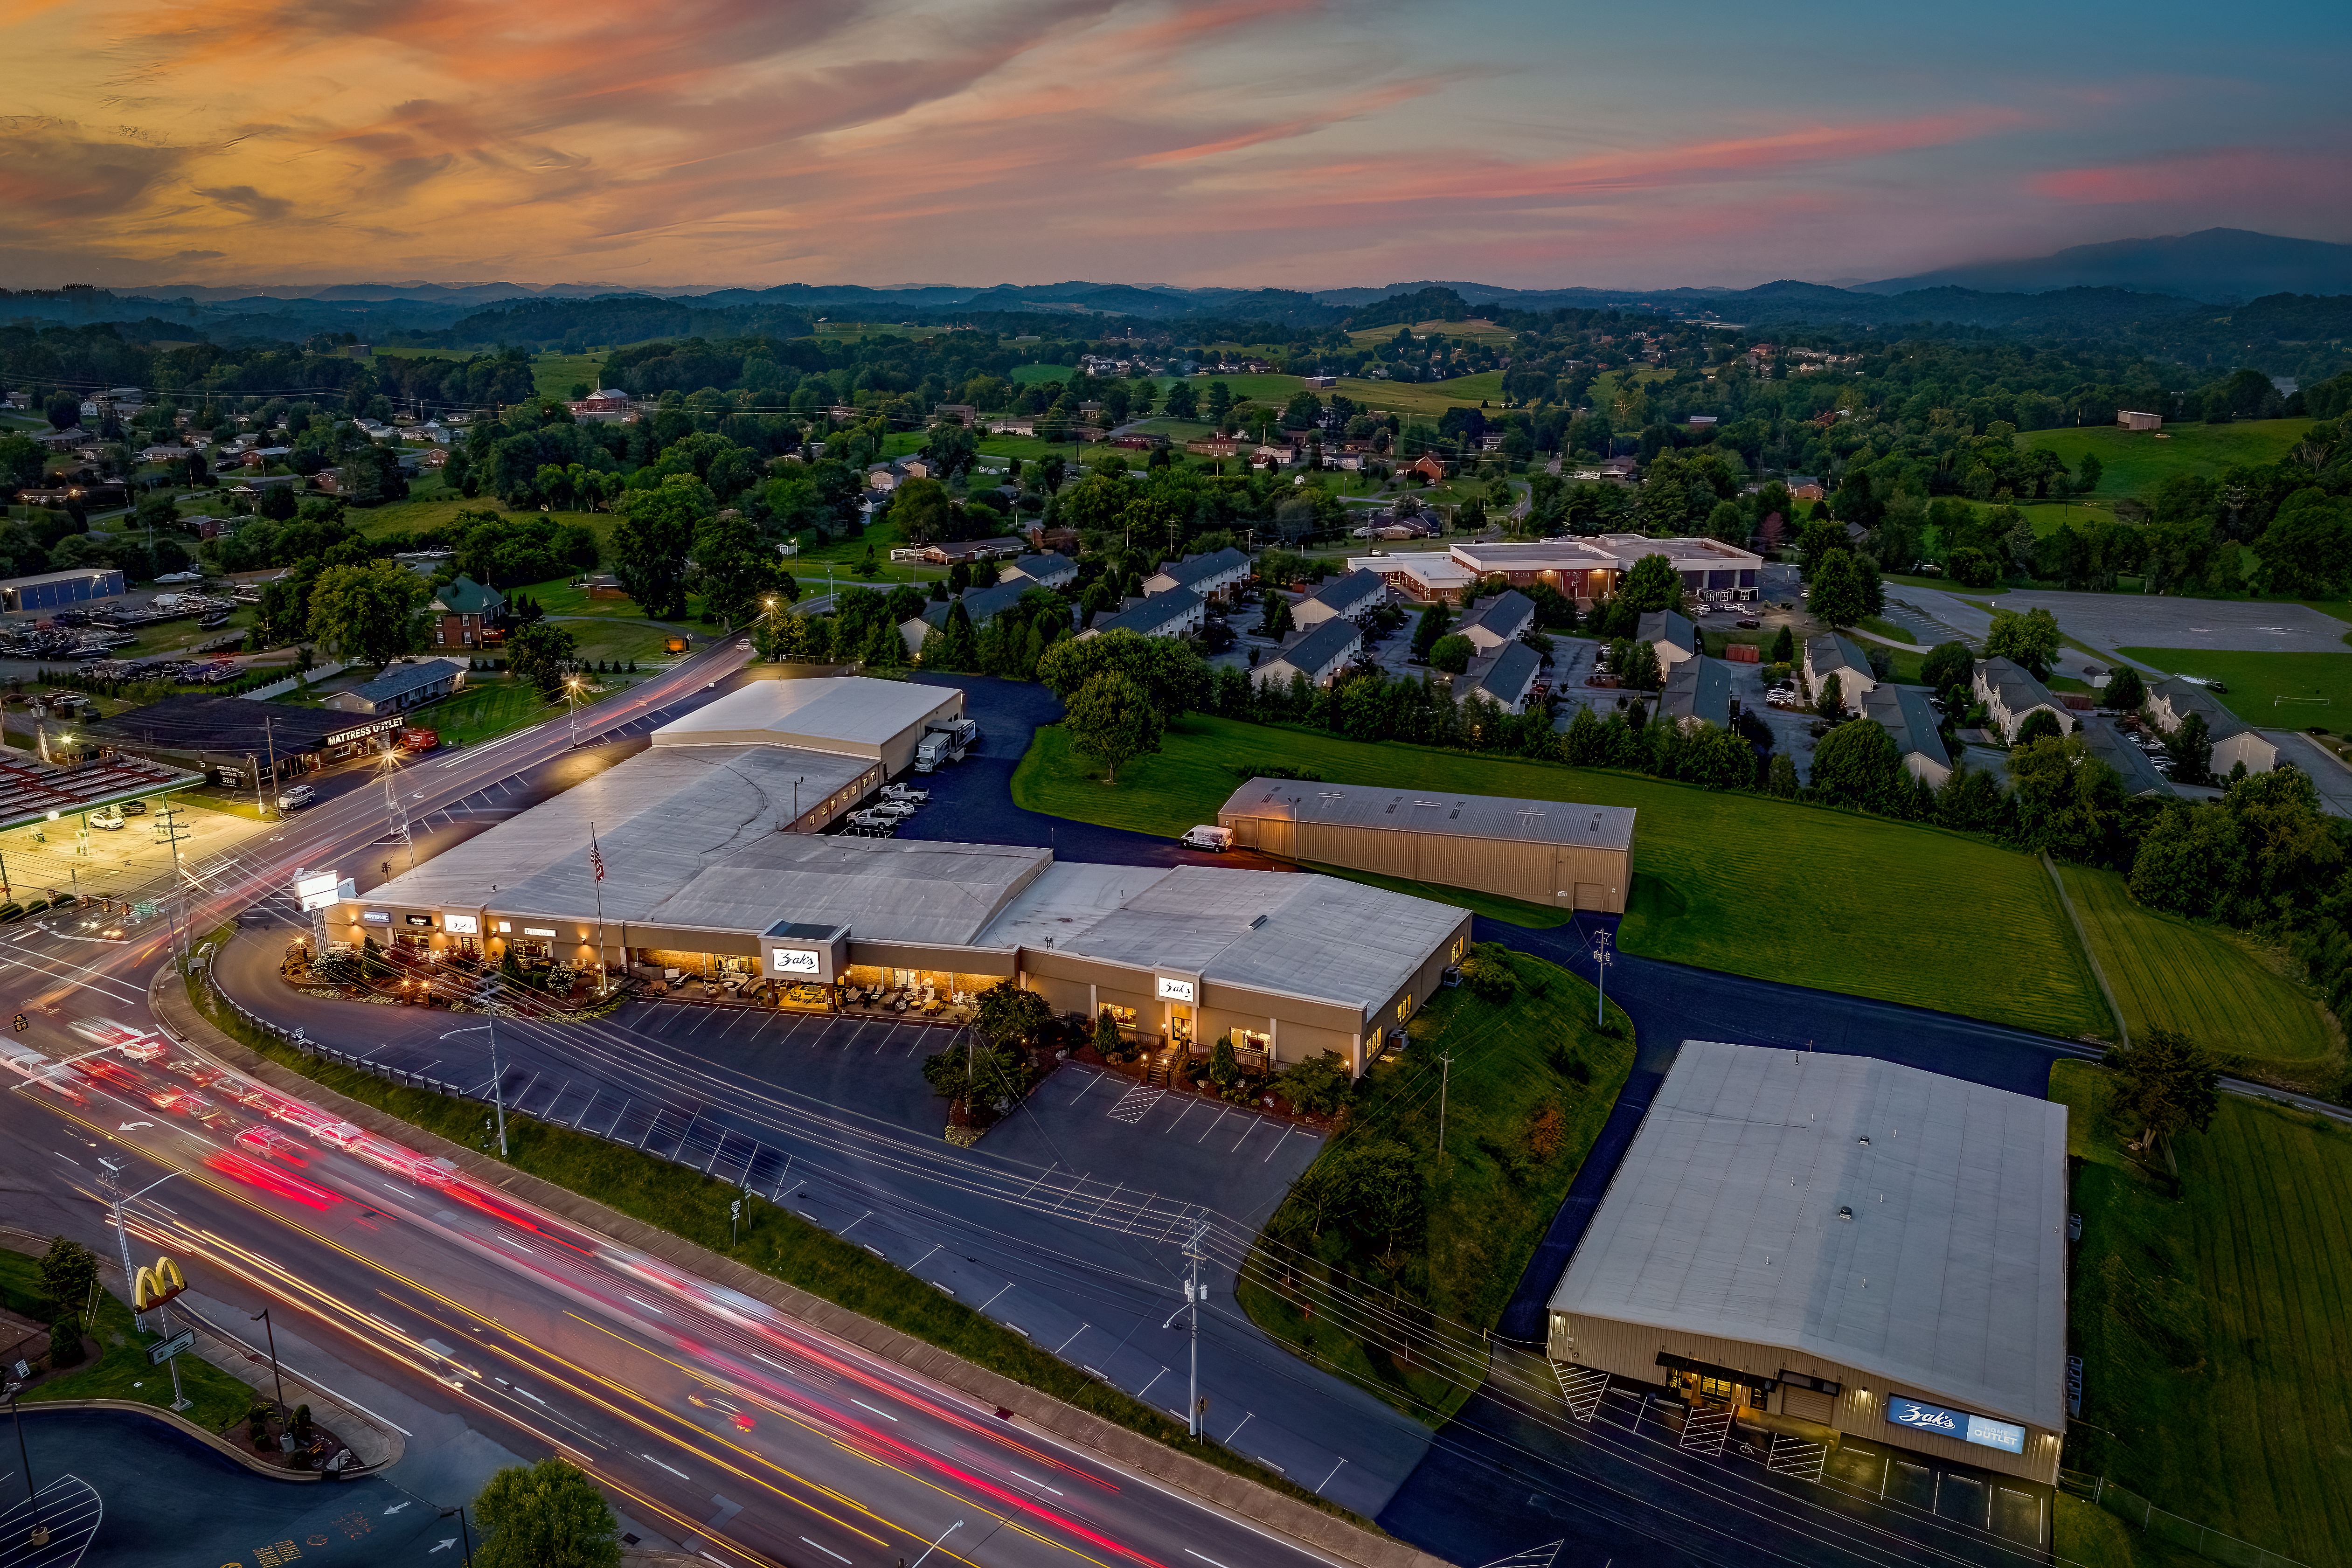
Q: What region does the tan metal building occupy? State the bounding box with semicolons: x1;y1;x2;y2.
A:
652;674;964;779
1216;778;1635;914
1546;1042;2070;1485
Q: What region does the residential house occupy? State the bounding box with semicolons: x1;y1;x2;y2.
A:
567;389;632;417
583;573;626;599
920;536;1024;567
1253;617;1363;689
427;575;505;651
322;657;469;717
2145;676;2277;775
902;578;1039;657
1457;589;1535;652
932;404;977;427
1143;547;1249;604
1400;453;1449;484
2079;715;2175;798
1639;609;1699;675
1788;476;1826;502
29;427;86;451
1972;657;2075;742
1452;640;1542;715
1805;631;1878;704
1081;587;1204;641
1858;684;1952;787
1658;656;1736;730
999;553;1078;591
1293;568;1386;631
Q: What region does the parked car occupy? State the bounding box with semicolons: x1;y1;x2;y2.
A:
845;809;898;830
119;799;148;816
866;799;918;820
88;807;125;830
277;784;316;810
1179;825;1233;852
881;784;928;804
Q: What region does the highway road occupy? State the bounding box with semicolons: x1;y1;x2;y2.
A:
0;650;1361;1568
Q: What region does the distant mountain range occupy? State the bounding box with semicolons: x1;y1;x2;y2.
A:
1858;228;2352;306
5;230;2350;376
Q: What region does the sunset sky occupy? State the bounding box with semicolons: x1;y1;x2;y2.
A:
4;0;2346;293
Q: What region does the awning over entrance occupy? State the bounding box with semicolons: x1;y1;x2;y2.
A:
1655;1351;1778;1394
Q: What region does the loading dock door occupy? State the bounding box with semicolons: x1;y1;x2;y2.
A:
1573;883;1606;910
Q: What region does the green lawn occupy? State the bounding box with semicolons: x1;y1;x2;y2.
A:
2114;646;2352;728
0;1246;253;1431
1857;614;1914;645
2018;419;2314;500
1298;860;1573;928
2051;1060;2352;1568
426;680;566;747
2058;865;2339;1083
1014;716;2113;1038
1240;946;1634;1425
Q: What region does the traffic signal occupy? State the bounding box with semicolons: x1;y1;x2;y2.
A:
10;1014;24;1033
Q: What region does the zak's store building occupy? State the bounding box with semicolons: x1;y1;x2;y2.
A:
339;701;1471;1074
1547;1041;2069;1484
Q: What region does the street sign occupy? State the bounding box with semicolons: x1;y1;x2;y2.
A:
147;1328;194;1365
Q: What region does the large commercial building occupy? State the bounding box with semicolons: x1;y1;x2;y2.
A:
1351;534;1763;607
1216;777;1635;913
653;675;964;791
1546;1041;2068;1484
336;682;1470;1073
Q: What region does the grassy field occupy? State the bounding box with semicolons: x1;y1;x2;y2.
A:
1014;716;2113;1038
2018;419;2314;499
1298;860;1574;928
0;1246;253;1430
2058;864;2339;1083
2051;1060;2352;1568
1240;945;1634;1424
1330;371;1508;421
1344;318;1518;346
424;679;572;747
2115;646;2352;727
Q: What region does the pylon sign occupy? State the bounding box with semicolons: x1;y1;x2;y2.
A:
132;1255;186;1311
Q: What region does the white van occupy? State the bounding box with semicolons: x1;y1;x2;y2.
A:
1179;826;1233;852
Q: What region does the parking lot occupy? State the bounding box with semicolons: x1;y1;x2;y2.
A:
219;920;1434;1514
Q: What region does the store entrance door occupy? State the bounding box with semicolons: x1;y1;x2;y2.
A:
1169;1006;1193;1047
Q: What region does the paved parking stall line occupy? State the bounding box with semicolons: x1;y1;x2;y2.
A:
1193;1105;1232;1144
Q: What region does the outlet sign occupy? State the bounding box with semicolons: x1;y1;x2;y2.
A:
1155;976;1196;1004
1887;1395;2026;1454
443;914;479;936
770;948;822;975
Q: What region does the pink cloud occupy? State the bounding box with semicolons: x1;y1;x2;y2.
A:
2030;146;2349;206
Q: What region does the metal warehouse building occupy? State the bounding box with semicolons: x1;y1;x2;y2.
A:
1547;1041;2069;1485
1216;777;1635;914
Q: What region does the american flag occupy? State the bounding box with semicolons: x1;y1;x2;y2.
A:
588;843;605;882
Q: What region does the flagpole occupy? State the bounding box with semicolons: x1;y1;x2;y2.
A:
589;822;610;997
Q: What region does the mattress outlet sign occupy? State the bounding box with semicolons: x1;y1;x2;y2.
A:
1888;1396;2026;1454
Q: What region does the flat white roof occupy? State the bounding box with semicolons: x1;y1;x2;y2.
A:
1549;1041;2068;1429
652;676;959;750
975;863;1463;1016
1220;777;1635;852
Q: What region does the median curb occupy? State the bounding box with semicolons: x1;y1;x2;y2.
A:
151;964;1447;1568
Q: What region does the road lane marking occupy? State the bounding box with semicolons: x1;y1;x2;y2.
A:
849;1399;897;1422
642;1453;691;1480
799;1539;851;1564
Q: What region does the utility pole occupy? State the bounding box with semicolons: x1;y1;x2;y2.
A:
1436;1050;1456;1158
1184;1216;1209;1438
483;983;509;1157
1593;929;1613;1027
261;715;280;819
250;1307;287;1428
157;798;191;966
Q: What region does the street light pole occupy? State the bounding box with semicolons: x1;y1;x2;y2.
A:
249;1306;287;1437
6;1387;48;1547
1593;928;1613;1027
